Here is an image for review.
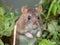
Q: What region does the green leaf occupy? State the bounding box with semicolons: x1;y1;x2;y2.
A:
0;7;18;37
0;39;4;45
46;0;57;19
39;39;56;45
47;20;59;40
48;20;58;34
0;2;12;11
57;4;60;12
51;2;58;16
4;22;15;36
0;7;5;15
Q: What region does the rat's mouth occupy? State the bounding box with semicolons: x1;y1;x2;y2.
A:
32;23;38;29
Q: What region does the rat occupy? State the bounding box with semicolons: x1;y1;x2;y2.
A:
14;6;43;45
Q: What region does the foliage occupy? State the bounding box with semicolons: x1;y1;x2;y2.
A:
0;39;4;45
35;0;60;45
38;39;56;45
0;7;19;45
0;2;12;11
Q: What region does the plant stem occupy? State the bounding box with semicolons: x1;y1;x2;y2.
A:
41;12;46;18
46;0;56;19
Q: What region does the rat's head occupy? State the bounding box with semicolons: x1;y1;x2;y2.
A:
21;6;42;29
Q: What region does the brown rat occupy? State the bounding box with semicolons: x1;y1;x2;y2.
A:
15;6;43;45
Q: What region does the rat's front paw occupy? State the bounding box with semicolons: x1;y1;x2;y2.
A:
36;30;41;38
25;32;33;38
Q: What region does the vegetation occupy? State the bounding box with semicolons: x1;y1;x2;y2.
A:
0;0;60;45
35;0;60;45
0;7;19;45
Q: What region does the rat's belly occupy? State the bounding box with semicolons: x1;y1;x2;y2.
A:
16;34;36;45
16;29;38;45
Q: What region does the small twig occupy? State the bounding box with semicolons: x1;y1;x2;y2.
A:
46;19;48;29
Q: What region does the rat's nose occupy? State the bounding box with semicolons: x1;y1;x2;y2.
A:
33;22;36;25
33;21;37;25
32;21;38;29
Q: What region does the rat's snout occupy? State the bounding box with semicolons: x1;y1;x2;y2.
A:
32;21;38;29
32;17;38;26
33;21;37;25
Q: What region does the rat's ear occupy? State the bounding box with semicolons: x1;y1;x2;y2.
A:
35;6;42;13
21;6;28;13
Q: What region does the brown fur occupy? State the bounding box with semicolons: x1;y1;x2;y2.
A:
15;6;43;45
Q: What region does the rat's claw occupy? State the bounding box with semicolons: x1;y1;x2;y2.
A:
36;30;41;37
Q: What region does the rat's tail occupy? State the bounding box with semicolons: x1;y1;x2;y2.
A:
13;25;17;45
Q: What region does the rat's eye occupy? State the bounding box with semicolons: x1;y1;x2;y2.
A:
28;16;31;20
37;16;40;19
